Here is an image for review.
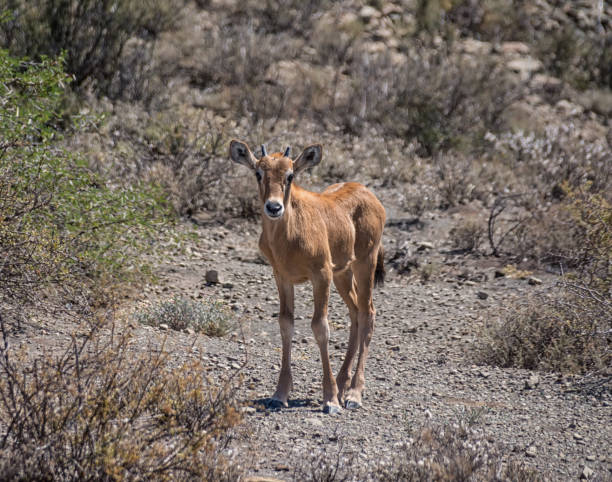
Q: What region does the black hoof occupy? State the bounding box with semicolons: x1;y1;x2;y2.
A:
266;398;286;409
323;404;342;415
344;399;361;410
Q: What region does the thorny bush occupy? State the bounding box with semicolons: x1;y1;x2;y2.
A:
0;51;169;322
0;314;243;481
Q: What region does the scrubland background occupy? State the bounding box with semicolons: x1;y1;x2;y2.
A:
0;0;610;479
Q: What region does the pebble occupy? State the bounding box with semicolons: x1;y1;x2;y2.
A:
528;276;543;285
159;323;169;331
476;291;489;300
525;374;540;389
205;270;220;284
526;445;537;457
417;241;434;250
581;466;594;479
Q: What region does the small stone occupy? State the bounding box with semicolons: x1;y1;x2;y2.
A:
501;41;530;55
185;327;195;335
359;5;380;20
477;291;489;300
417;241;434;250
241;406;256;414
525;374;540;389
222;282;234;289
159;323;169;331
581;466;594;479
205;270;220;284
494;269;506;278
526;445;537;457
574;433;584;440
528;276;542;285
586;455;596;462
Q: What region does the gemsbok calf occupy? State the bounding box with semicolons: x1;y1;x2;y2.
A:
229;140;385;414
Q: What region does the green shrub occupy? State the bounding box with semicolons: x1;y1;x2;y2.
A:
0;50;170;320
0;0;184;98
336;48;520;155
0;315;242;480
135;297;232;337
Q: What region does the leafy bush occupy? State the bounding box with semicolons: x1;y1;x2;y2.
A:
0;0;184;98
0;315;242;480
0;50;169;320
135;297;232;337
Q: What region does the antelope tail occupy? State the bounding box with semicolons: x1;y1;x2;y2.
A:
374;244;385;288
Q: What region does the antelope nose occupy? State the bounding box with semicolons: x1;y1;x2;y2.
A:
265;201;283;217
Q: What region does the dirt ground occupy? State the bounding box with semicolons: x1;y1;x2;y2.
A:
131;183;611;480
15;182;611;481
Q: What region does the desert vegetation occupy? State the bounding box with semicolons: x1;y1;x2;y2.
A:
0;0;610;479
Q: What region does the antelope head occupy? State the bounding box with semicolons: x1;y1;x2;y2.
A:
229;140;322;220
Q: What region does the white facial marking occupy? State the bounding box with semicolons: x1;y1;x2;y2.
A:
264;197;284;219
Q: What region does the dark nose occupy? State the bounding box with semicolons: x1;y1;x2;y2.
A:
265;201;282;215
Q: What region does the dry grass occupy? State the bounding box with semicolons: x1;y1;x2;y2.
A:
295;423;541;481
478;284;610;374
134;297;232;337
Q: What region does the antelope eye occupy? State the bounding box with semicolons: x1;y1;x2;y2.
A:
255;170;262;182
286;173;294;183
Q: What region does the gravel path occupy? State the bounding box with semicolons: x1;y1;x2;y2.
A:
135;214;611;481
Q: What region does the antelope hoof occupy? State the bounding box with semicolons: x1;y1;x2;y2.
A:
323;402;342;415
266;398;287;409
344;399;361;410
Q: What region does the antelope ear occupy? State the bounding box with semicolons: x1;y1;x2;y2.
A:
229;140;257;170
293;144;322;175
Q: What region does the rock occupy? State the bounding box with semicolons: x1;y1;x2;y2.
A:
359;5;381;21
476;291;489;300
581;466;594;479
526;445;537;457
222;282;234;289
574;433;584;440
531;74;562;92
205;269;220;284
507;57;543;80
556;99;584;117
241;406;256;414
528;276;543;285
462;39;492;56
501;41;530;55
245;477;285;482
586;455;596;462
525;374;540;389
417;241;434;251
159;323;169;331
494;269;506;278
576;89;612;117
185;327;195;335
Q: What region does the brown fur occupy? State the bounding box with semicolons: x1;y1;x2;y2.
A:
229;141;385;412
